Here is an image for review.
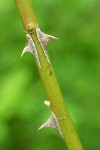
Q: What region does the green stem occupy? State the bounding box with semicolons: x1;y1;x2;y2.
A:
15;0;84;150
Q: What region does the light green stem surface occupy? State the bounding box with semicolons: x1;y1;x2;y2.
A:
15;0;84;150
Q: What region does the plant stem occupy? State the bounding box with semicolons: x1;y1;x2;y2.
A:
15;0;84;149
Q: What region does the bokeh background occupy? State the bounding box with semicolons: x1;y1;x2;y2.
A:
0;0;100;150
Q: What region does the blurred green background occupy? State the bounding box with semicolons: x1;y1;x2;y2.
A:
0;0;100;150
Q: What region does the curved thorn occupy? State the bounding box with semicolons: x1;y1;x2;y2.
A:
21;34;41;68
38;111;63;137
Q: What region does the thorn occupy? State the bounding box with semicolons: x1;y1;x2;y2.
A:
21;43;30;57
36;28;58;45
38;112;58;130
44;100;50;107
21;34;41;68
21;51;24;57
38;111;63;137
36;28;58;64
46;35;58;41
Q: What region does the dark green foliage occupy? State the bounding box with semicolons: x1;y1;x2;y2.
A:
0;0;100;149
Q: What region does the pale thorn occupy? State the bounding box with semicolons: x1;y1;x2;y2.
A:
38;112;63;137
36;28;58;44
44;100;50;107
36;28;58;64
45;34;58;41
21;34;41;68
21;44;30;57
41;32;58;42
21;51;24;57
